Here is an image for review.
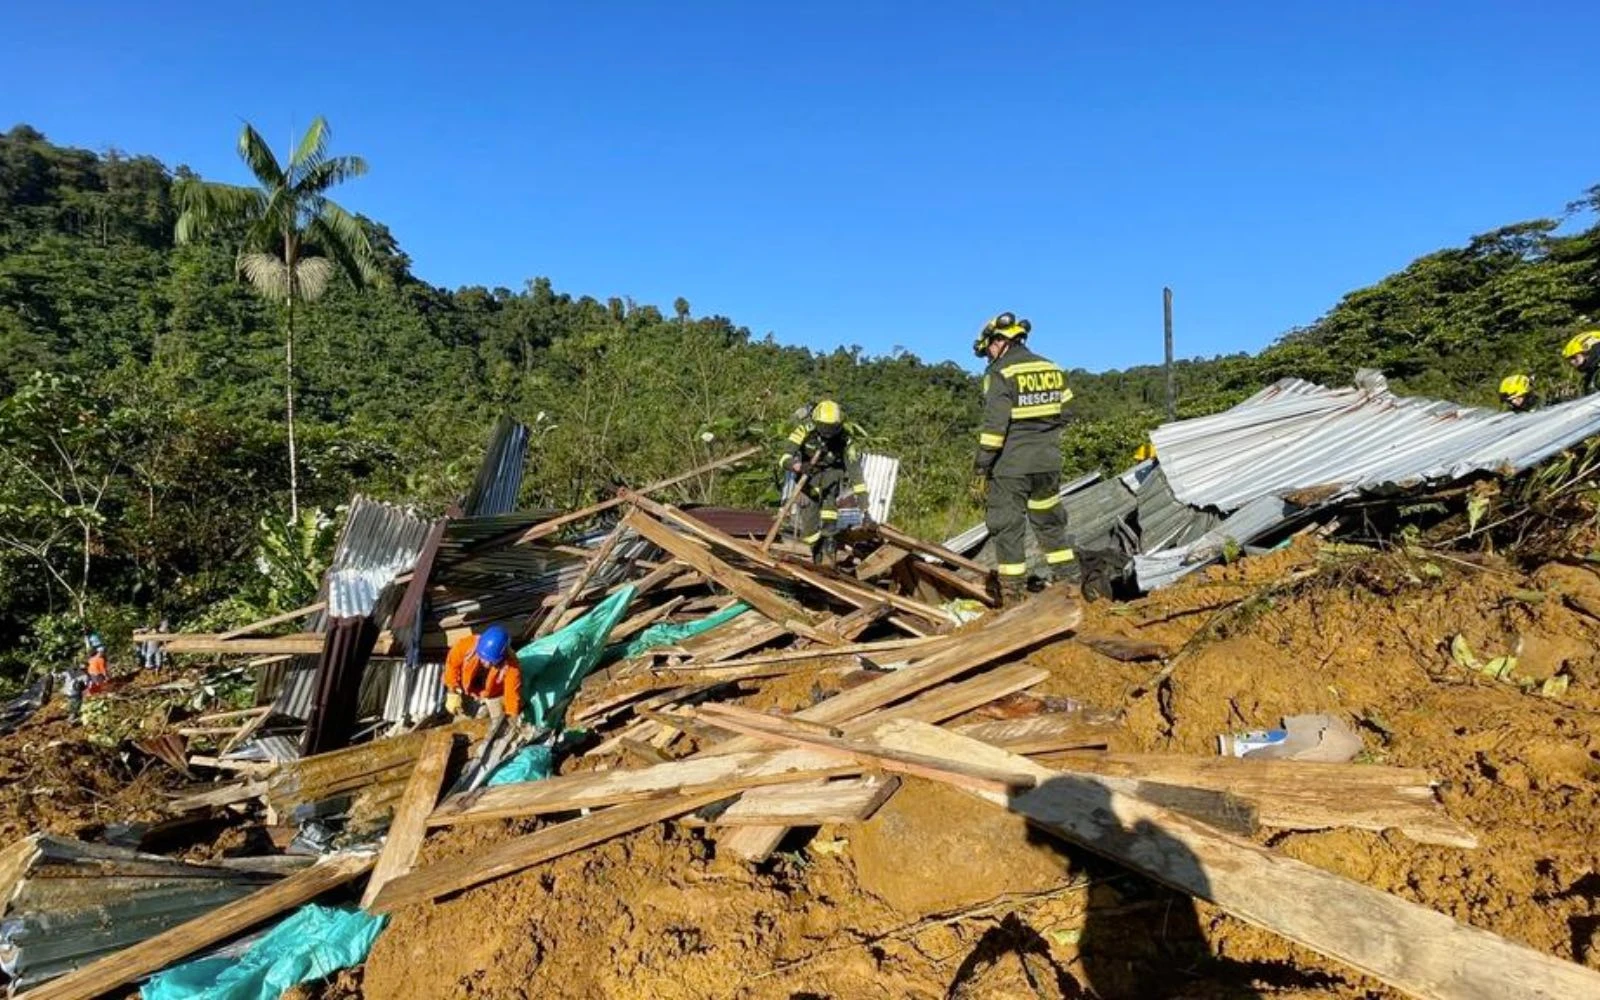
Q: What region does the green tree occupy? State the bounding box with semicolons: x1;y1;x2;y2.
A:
173;117;379;521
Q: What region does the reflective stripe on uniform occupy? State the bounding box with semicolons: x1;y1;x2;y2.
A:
1045;549;1076;564
1011;402;1063;420
820;510;839;521
852;483;869;493
802;532;822;544
978;432;1005;448
1000;360;1060;377
1027;494;1061;511
788;427;808;445
997;562;1028;577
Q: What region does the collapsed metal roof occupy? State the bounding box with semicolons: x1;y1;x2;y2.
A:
1153;371;1600;511
462;416;530;517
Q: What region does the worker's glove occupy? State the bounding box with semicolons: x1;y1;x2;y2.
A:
444;690;463;716
969;473;990;505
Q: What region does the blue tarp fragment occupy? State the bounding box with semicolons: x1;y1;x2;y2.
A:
142;904;386;1000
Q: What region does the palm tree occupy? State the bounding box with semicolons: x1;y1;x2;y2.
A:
174;116;379;521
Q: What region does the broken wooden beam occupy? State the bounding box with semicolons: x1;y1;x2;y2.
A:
371;792;730;911
622;510;836;644
874;523;993;577
216;602;327;641
24;852;376;1000
693;703;1038;795
868;719;1597;1000
1053;752;1476;848
360;729;457;909
427;747;861;827
150;633;327;655
695;775;901;827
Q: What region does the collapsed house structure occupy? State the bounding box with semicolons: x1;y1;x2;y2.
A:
15;375;1600;999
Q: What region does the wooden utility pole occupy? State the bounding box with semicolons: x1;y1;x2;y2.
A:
1163;286;1176;421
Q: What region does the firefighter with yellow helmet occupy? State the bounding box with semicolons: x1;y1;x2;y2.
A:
1497;374;1539;413
1562;330;1600;396
779;399;869;565
972;312;1076;606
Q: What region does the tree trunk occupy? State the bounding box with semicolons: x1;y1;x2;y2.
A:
284;233;299;524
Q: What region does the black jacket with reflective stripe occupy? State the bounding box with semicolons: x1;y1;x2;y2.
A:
975;343;1071;477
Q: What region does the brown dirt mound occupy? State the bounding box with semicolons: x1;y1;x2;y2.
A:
0;698;187;845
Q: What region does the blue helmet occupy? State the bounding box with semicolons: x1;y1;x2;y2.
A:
475;625;511;664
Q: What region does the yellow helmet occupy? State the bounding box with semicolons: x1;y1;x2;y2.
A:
1562;330;1600;359
972;312;1032;357
1498;374;1531;399
811;399;842;428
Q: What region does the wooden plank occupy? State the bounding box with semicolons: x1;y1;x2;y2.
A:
1052;753;1476;848
217;602;327;641
954;715;1115;755
188;755;279;776
360;729;456;909
702;775;901;826
534;519;631;639
693;703;1037;795
854;542;911;582
153;633;327;655
623;511;833;643
483;446;762;551
874;523;993;577
853;663;1048;729
371;791;730;911
909;558;997;606
816;601;893;641
626;492;952;627
607;595;687;644
428;747;862;827
194;706;272;724
167;778;268;812
25;852;376;1000
868;720;1595;1000
713;587;1082;859
219;704;272;755
671;635;945;671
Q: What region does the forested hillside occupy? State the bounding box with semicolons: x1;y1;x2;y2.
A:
1;122;1596;681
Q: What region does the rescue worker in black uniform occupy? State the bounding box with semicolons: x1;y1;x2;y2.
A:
971;312;1075;606
1562;331;1600;397
1497;374;1541;413
779;399;869;565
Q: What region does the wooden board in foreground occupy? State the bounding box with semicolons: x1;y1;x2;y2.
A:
695;775;901;826
428;747;861;827
868;719;1597;1000
1053;752;1476;848
372;791;729;911
360;729;456;909
26;852;375;1000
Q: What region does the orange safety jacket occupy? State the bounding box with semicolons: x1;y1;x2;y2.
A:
442;634;522;716
86;652;108;678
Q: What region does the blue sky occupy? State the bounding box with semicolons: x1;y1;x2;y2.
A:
6;2;1598;373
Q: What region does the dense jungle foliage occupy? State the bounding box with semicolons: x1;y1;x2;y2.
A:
1;122;1596;680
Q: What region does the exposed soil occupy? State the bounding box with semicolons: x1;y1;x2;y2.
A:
354;541;1600;999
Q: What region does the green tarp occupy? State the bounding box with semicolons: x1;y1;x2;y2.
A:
610;601;749;661
514;585;637;731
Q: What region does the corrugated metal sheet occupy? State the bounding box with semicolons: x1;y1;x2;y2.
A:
1152;372;1600;511
861;452;899;523
0;836;278;989
301;616;382;756
462;417;530;517
1133;467;1219;552
267;657;320;720
1133;495;1297;590
685;507;775;538
382;661;446;723
324;496;434;620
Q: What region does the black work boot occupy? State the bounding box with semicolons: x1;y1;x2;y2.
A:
812;536;839;569
999;577;1027;608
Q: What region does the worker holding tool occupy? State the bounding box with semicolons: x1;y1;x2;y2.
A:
778;399;870;566
1562;331;1600;396
1497;374;1541;413
972;311;1076;606
442;624;522;721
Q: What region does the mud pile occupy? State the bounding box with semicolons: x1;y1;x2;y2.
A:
353;542;1600;998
